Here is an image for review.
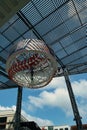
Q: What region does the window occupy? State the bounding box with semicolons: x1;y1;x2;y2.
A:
55;129;58;130
0;117;7;129
65;128;68;130
60;128;63;130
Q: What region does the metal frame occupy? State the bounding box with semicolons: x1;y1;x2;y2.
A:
14;87;23;130
64;68;83;130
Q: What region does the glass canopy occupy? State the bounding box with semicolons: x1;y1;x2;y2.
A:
0;0;87;89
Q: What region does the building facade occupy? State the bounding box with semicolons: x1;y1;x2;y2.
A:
0;110;87;130
0;110;41;130
40;125;70;130
0;110;28;129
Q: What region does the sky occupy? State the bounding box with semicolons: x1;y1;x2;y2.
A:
0;73;87;127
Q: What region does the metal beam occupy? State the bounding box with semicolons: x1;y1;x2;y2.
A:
0;71;18;89
0;56;6;64
0;66;5;72
63;68;83;130
14;87;23;130
17;11;43;40
0;71;8;78
0;81;17;90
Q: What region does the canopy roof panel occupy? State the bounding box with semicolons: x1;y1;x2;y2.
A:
0;0;87;89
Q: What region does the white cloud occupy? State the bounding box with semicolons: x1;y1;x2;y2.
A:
22;110;54;126
72;79;87;98
42;77;66;89
27;77;87;118
28;77;73;116
0;105;16;111
0;105;53;126
28;87;72;116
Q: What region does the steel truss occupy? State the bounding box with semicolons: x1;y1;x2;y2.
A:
64;68;83;130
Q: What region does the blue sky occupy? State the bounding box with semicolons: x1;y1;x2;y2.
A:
0;73;87;126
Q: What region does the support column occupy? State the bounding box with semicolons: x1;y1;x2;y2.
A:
63;68;83;130
14;87;23;130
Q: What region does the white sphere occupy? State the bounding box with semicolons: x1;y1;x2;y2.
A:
6;39;57;88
